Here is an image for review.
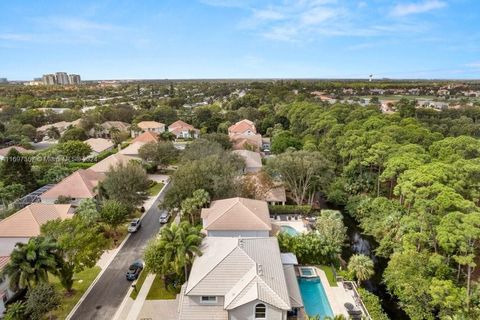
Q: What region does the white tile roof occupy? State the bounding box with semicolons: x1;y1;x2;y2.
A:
184;237;291;312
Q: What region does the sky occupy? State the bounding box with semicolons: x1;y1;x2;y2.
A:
1;0;479;80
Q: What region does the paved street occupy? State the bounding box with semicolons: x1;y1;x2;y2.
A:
70;184;171;320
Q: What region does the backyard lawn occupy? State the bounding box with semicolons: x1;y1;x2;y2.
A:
50;266;102;319
317;265;338;287
148;182;165;196
146;275;178;300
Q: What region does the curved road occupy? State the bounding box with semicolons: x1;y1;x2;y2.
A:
70;183;171;320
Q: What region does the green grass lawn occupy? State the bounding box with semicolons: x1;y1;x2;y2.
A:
317;265;338;287
50;266;102;319
130;270;148;300
146;275;179;300
148;182;165;196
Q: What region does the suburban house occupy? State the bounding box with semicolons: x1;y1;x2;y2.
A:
36;119;82;138
228;119;257;137
178;236;303;320
168;120;200;139
243;173;287;206
0;203;73;256
39;169;104;205
131;131;159;144
89;121;130;138
1;256;14;316
0;203;73;315
201;197;272;237
84;138;114;156
232;150;262;173
132;121;165;137
231;134;263;152
0;146;33;160
228;119;264;152
89;153;140;173
119;142;146;157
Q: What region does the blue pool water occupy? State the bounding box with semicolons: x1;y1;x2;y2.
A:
280;225;299;236
298;277;334;318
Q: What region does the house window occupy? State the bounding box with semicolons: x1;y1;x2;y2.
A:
200;296;217;304
255;303;266;319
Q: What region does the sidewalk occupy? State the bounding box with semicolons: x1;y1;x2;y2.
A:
126;274;156;319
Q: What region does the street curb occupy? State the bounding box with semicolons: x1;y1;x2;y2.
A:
66;180;170;320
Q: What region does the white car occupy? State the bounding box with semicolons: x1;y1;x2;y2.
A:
159;211;171;224
128;218;142;232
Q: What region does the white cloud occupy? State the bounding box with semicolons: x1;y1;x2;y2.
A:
391;0;447;17
300;7;337;25
465;62;480;68
0;33;33;41
252;9;285;22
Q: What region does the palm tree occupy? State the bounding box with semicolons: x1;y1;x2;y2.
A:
324;315;347;320
347;254;375;286
3;237;59;290
174;222;203;280
157;221;203;281
4;301;26;320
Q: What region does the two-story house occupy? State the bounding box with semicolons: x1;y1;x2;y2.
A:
168;120;200;139
178;237;303;320
178;197;304;320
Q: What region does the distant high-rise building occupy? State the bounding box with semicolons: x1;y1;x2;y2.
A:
0;78;7;83
42;74;56;85
55;72;70;85
68;74;81;85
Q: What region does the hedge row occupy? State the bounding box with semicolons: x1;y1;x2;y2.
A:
269;205;312;215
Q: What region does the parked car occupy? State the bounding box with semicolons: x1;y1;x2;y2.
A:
126;260;144;281
128;218;141;232
159;211;171;224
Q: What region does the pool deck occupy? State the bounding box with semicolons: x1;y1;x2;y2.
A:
313;267;366;318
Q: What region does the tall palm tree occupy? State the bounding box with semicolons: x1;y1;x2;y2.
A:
2;237;59;290
174;222;203;280
157;221;203;281
347;254;375;286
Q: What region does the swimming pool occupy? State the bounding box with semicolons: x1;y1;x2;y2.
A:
298;277;334;319
280;225;299;236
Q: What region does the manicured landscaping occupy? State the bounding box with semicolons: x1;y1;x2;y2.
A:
146;275;179;300
130;270;148;300
50;266;102;319
149;182;165;196
317;265;337;287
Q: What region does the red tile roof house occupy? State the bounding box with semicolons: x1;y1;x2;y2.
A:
168;120;200;139
228;119;264;152
39;169;105;206
228;119;257;137
131;121;165;137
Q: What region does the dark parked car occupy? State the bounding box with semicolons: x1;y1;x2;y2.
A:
126;261;144;281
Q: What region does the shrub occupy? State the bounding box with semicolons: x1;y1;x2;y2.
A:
357;288;390;320
269;205;312;216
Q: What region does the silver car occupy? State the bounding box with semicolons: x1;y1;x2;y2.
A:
128;218;142;232
159;211;171;224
